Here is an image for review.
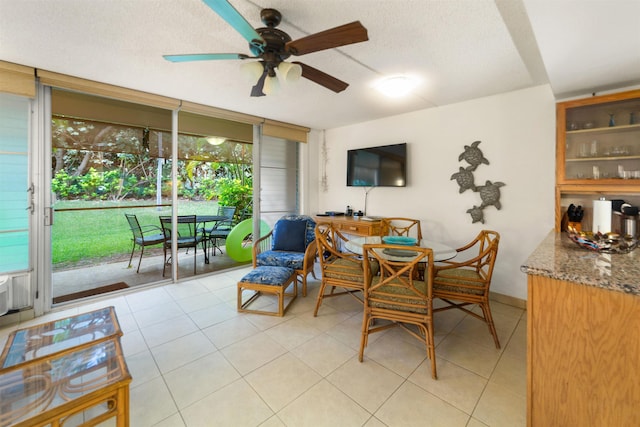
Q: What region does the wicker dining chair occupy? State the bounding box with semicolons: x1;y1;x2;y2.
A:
381;217;423;240
313;222;376;316
432;230;501;348
360;242;437;379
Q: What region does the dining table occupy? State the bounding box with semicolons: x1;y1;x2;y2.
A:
344;236;457;262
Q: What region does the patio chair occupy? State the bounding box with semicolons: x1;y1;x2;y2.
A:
125;214;166;273
253;214;317;297
205;206;236;256
159;215;206;277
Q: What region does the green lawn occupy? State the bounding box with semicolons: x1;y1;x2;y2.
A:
52;200;220;267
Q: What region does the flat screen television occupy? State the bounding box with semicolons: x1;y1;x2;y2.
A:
346;143;407;187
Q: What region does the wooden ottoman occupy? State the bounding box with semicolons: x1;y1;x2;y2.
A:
237;266;297;316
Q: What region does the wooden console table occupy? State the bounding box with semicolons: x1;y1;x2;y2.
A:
314;216;384;236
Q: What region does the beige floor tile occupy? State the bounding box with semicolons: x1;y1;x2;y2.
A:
120;329;148;357
245;353;322;411
202;316;261;349
220;331;287;375
130;376;179;427
375;381;469;427
243;310;291;331
152;413;186;427
363;416;387;427
139;314;199;348
325;312;385;351
488;352;526;397
408;358;487;415
164;352;241;409
298;304;354;331
187;302;238;329
125;348;161;387
473;381;526;427
125;287;173;312
132;301;185;328
181;378;274;426
291;332;357;376
150;330;217;373
277;380;371;427
259;415;286;427
466;418;489;427
362;328;429;378
174;291;225;313
436;334;502;378
327;357;404;413
264;316;324;350
163;280;210;301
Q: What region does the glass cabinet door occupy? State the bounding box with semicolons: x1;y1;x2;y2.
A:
560;94;640;183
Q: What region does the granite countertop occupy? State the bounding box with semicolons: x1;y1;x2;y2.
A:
521;230;640;296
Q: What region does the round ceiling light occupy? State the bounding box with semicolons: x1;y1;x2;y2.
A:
375;75;419;98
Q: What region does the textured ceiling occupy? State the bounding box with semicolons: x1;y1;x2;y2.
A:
0;0;638;130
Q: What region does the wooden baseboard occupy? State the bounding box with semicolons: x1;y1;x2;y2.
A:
489;291;526;309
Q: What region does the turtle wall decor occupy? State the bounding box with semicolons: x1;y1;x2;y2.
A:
453;140;506;223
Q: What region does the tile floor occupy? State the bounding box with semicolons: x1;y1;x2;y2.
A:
0;265;527;427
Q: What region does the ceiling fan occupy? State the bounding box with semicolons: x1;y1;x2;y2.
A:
163;0;369;97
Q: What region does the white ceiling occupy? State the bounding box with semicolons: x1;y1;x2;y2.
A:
1;0;639;130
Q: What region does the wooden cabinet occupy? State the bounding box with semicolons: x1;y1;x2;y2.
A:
555;89;640;231
527;275;640;426
314;216;383;236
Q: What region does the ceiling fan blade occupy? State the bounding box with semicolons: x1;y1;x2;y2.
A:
202;0;265;53
286;21;368;56
163;53;249;62
293;62;349;93
250;70;267;97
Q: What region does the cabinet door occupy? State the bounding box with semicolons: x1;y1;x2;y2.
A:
558;92;640;184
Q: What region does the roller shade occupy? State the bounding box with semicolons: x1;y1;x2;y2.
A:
263;119;309;143
52;89;173;131
0;61;35;98
178;111;253;143
38;70;179;110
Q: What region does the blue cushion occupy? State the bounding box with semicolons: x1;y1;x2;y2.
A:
272;219;307;252
256;251;306;270
239;266;294;286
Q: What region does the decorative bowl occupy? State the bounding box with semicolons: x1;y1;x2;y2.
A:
382;236;417;246
567;230;637;254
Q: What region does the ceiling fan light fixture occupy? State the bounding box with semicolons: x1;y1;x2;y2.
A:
263;75;280;95
375;75;419;98
240;61;264;83
206;136;227;145
277;62;303;83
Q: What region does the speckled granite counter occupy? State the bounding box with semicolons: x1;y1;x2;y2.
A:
521;230;640;296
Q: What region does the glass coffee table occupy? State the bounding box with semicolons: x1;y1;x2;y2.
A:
0;306;130;426
0;336;131;426
0;306;122;369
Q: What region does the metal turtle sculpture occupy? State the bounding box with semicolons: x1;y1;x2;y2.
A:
467;205;485;224
450;166;476;193
458;140;489;171
477;180;505;209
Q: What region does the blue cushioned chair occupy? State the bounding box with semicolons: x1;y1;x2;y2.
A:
253;214;317;296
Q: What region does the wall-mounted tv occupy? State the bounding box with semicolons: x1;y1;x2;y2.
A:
346;143;407;187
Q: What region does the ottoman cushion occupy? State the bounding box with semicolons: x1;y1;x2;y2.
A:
240;266;295;286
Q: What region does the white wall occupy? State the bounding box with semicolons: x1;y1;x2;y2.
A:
307;85;556;300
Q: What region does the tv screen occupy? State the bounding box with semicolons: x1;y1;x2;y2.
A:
346;143;407;187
